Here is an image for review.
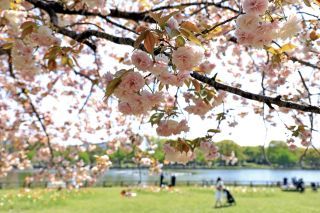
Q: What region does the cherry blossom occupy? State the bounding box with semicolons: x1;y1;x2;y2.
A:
131;50;154;71
243;0;269;15
156;120;189;136
172;44;204;71
278;15;302;39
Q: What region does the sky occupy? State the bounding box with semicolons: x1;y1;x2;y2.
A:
59;42;319;148
40;2;320;148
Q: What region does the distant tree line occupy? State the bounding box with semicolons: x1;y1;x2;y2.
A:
106;139;320;169
25;139;320;169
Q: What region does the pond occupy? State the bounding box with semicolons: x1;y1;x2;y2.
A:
101;168;320;185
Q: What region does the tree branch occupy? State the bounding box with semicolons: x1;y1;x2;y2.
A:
26;0;239;23
147;1;239;14
190;72;320;114
6;52;55;164
24;90;55;163
79;83;95;113
199;14;239;35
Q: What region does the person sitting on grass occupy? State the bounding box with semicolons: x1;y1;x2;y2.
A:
120;189;137;197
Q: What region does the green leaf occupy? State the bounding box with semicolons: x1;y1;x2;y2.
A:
180;28;202;46
207;129;221;133
303;0;312;7
149;113;164;126
104;69;131;100
216;113;226;121
159;11;180;28
175;36;185;47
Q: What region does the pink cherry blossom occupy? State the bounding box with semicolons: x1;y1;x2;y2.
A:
184;98;212;116
199;61;216;74
119;71;145;92
236;14;260;32
278;15;302;39
131;50;154;71
172;44;204;71
163;143;195;165
141;90;164;106
156;119;189;136
150;55;169;75
243;0;268;15
101;72;114;87
235;29;255;45
26;25;61;47
118;101;134;115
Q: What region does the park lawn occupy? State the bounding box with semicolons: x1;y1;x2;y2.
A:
0;186;320;213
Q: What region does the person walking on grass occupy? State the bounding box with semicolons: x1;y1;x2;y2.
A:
215;177;225;208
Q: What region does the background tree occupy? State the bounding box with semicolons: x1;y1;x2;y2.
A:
267;141;299;167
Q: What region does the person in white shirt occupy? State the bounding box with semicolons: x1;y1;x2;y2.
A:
215;177;224;208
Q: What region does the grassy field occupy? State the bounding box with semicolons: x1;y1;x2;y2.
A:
0;186;320;212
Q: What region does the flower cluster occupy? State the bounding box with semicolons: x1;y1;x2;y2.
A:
172;44;204;71
163;143;195;165
199;61;216;74
243;0;268;15
157;70;191;87
131;50;154;71
278;15;302;40
0;149;31;177
112;71;163;115
156;119;189;136
131;43;204;87
221;151;238;165
148;161;163;174
184;95;213;116
235;14;278;48
236;0;302;48
91;155;112;174
11;40;39;79
199;141;219;160
141;157;152;166
25;25;61;47
72;0;110;15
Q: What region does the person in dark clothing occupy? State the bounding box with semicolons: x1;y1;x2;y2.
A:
160;173;164;187
296;178;305;193
292;177;298;187
223;188;236;205
170;174;176;187
311;182;317;192
283;178;288;186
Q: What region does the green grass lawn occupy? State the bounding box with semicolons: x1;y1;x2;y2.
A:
0;186;320;213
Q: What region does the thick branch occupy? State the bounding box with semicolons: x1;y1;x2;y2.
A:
190;72;320;114
26;0;153;22
76;30;135;46
26;0;136;51
147;1;239;14
0;48;9;56
26;0;239;23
